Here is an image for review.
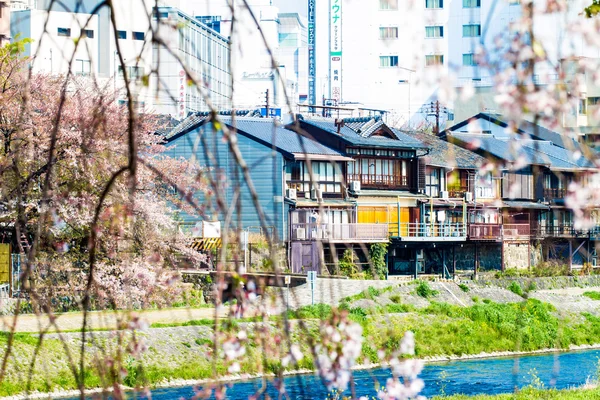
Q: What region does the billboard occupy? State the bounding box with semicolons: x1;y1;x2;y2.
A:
308;0;316;110
330;0;342;102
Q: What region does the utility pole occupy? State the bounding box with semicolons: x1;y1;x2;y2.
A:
421;100;449;136
265;89;269;118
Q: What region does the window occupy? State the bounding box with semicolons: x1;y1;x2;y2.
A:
379;27;399;39
117;30;127;39
425;54;444;66
425;26;443;38
379;0;399;10
463;24;481;37
130;66;143;79
57;27;71;37
462;53;477;66
589;96;600;105
75;59;91;76
279;32;299;46
380;55;399;67
425;0;443;8
132;31;145;40
463;0;480;7
426;168;441;197
579;99;588;115
81;29;94;38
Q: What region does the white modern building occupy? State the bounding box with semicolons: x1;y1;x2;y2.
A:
10;0;232;118
166;0;308;112
312;0;600;129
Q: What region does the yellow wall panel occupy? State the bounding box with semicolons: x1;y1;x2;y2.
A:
0;244;10;283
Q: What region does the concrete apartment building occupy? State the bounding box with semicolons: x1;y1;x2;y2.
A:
169;0;308;112
311;0;599;130
10;0;232;118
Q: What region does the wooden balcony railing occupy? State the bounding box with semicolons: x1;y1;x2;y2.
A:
447;187;468;198
502;224;530;239
469;224;502;241
389;223;466;239
543;188;567;200
347;174;408;189
290;223;388;242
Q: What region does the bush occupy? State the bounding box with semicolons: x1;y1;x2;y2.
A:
416;281;439;298
385;304;414;313
458;283;470;293
287;303;332;319
368;242;389;280
389;294;402;304
583;291;600;300
338;249;360;278
508;281;524;297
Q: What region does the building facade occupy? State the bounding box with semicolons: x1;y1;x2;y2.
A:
10;1;232;118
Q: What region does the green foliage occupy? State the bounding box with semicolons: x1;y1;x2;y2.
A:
389;294;402;304
585;0;600;17
369;242;389;279
385;303;414;313
432;387;600;399
367;286;381;298
458;283;470;293
194;338;213;346
286;303;332;320
338;249;360;278
508;281;524;297
416;280;439;298
583;291;600;300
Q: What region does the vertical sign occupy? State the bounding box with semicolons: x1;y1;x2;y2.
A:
329;0;342;103
308;0;316;111
178;70;186;120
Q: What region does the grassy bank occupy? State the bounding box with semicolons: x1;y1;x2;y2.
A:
2;298;600;397
434;386;600;399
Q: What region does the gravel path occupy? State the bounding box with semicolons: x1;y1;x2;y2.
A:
0;307;216;333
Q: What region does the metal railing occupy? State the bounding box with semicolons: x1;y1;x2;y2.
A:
389;222;466;238
290;223;389;242
469;224;502;240
533;224;600;238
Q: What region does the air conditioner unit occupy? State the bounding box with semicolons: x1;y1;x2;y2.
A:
440;191;449;199
295;228;306;240
286;188;297;200
310;188;323;201
464;192;473;202
349;180;361;193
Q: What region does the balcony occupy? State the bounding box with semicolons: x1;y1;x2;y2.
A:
502;224;530;240
347;174;408;189
543;188;566;200
390;223;467;241
533;224;598;238
290;223;389;243
469;224;502;241
447;187;468;198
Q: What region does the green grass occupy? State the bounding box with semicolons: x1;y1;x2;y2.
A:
459;283;470;293
508;282;524;297
416;281;439;298
433;387;600;399
583;291;600;300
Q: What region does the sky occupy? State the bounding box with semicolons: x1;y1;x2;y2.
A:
272;0;306;16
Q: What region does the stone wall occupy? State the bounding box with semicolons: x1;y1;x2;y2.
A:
503;242;530;269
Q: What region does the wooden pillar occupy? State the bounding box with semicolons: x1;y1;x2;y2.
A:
474;242;479;280
452;244;457;279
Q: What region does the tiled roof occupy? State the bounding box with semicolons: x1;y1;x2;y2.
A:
166;115;344;158
449;134;529;164
407;132;487;169
300;119;426;149
450;133;596;171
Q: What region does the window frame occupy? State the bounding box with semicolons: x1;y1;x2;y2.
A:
379;26;399;39
379;55;399;67
57;27;71;37
81;29;94;39
425;54;444;66
379;0;399;10
462;53;477;66
425;25;444;38
425;0;443;9
117;30;127;39
462;0;481;7
132;31;145;41
462;24;482;37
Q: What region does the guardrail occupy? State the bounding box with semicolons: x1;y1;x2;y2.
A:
389;223;466;239
290;223;389;242
469;224;502;241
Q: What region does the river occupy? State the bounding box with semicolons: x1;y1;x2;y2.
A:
67;349;600;399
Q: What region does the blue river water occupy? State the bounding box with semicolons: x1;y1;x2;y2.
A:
68;349;600;399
